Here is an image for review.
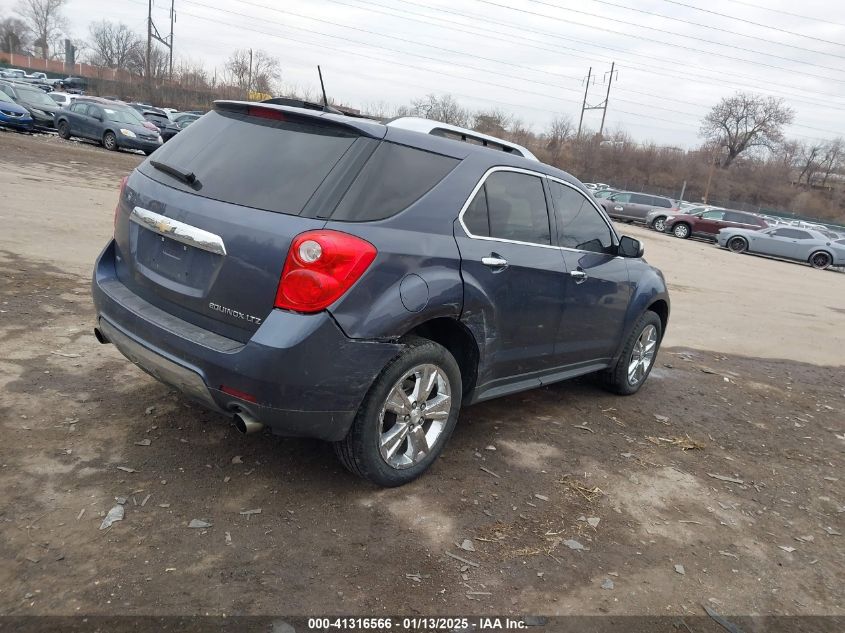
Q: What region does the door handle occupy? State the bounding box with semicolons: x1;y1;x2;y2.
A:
481;255;508;269
613;206;623;211
570;269;588;283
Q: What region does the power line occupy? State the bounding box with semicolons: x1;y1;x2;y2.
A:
656;0;845;49
725;0;845;29
474;0;845;79
336;0;845;115
176;0;836;135
119;0;840;142
185;0;845;135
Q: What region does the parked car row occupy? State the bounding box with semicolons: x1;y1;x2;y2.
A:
579;181;844;271
0;77;205;151
0;79;60;130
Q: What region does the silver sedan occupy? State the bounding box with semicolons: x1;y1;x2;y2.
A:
717;226;845;269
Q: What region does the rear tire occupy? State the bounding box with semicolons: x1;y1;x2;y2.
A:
57;120;71;139
103;131;118;151
809;251;832;270
727;236;748;253
333;336;462;487
673;223;691;239
601;311;662;396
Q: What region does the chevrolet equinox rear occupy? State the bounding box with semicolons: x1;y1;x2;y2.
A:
92;101;670;486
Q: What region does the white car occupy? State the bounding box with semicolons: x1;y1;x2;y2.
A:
48;92;79;108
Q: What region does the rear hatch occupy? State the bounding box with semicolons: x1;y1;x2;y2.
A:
114;102;385;342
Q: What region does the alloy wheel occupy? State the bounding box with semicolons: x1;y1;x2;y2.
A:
811;252;831;269
673;224;690;238
627;324;658;386
653;218;666;232
728;237;747;253
378;363;452;470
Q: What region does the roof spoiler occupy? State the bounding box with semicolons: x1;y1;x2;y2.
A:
213;101;385;139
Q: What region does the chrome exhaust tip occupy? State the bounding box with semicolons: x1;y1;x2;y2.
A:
93;327;109;344
233;411;264;435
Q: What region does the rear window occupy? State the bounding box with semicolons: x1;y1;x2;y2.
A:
331;142;458;222
138;109;361;215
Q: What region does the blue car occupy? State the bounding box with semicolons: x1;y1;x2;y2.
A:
0;87;34;131
92;102;670;486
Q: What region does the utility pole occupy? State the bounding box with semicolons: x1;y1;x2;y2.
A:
247;48;253;99
598;61;617;137
146;0;152;85
146;0;175;87
168;0;175;80
577;66;592;138
578;63;617;138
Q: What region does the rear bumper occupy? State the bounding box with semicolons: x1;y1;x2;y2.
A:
92;240;401;440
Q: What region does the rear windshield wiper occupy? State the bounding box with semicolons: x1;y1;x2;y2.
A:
150;159;199;186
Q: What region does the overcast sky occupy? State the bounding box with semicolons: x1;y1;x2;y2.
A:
4;0;844;147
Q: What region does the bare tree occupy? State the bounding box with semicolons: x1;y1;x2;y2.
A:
224;48;280;96
15;0;68;59
410;94;468;127
796;142;825;186
820;138;844;187
471;109;511;135
87;21;141;72
0;17;31;54
174;58;211;90
546;115;574;161
700;92;794;168
129;42;168;80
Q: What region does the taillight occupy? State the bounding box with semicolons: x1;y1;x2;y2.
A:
274;230;377;313
114;176;128;234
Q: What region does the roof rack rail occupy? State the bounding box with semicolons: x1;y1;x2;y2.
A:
386;117;537;161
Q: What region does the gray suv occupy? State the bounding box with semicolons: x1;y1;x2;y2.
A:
92;102;670;486
601;191;677;223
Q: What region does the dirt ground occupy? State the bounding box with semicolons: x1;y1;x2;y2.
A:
1;133;844;622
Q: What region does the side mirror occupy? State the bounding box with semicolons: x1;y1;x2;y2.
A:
618;235;644;258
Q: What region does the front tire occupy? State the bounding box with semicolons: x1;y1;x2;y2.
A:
652;216;667;232
334;337;462;487
57;120;71;139
672;223;691;239
103;131;118;151
601;311;662;395
809;251;832;270
727;236;748;253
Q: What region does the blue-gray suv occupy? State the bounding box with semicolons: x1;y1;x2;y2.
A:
92;101;670;486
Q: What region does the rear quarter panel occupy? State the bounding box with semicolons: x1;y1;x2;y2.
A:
324;157;487;340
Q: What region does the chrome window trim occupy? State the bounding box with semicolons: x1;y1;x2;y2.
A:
456;166;620;255
129;207;227;256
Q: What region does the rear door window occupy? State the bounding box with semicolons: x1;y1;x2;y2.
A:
331;142;458;221
549;181;613;253
482;171;551;245
463;186;490;237
138;109;362;215
630;194;650;205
